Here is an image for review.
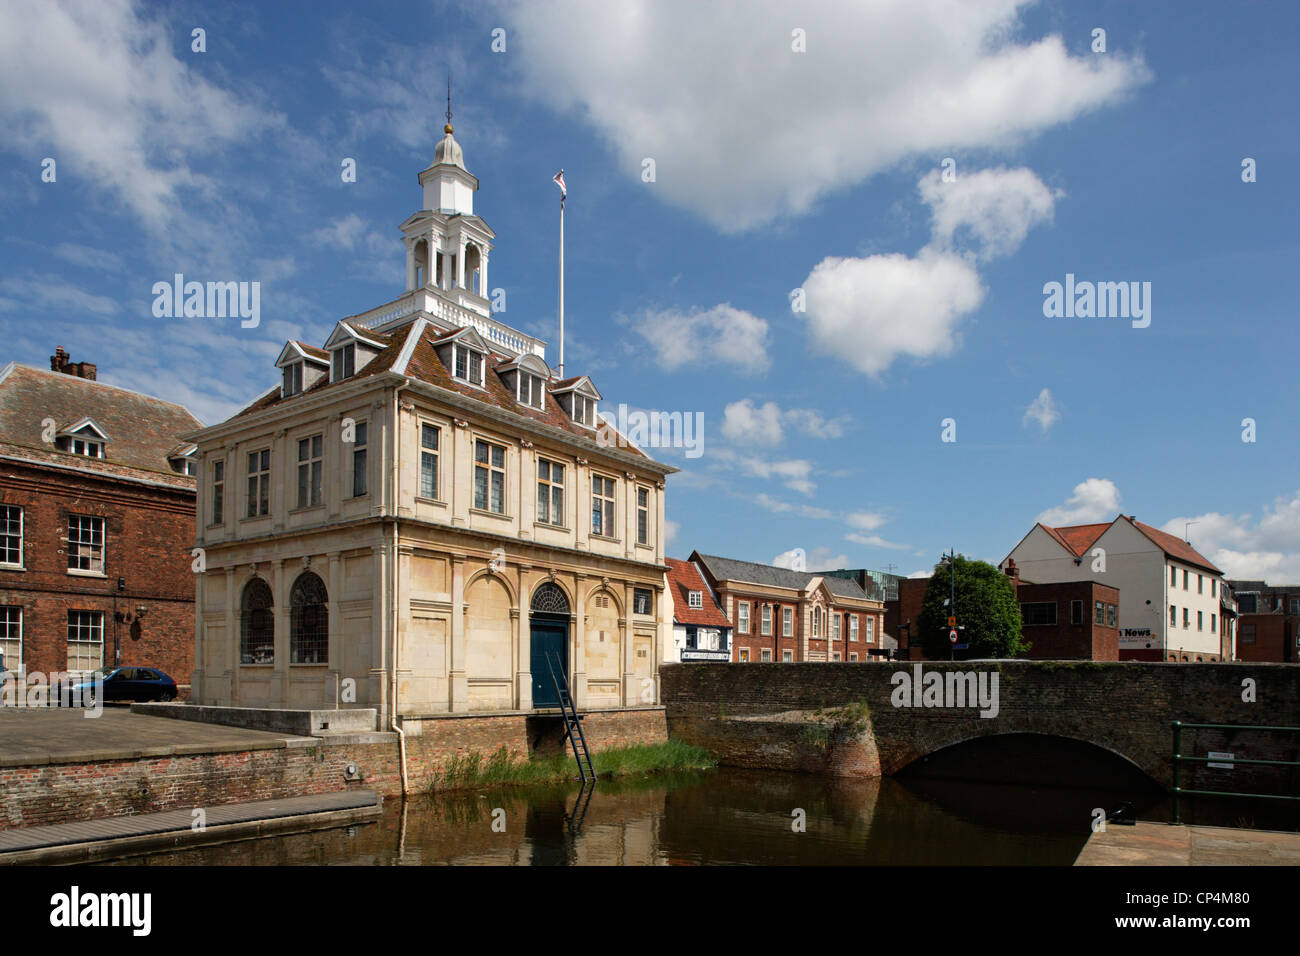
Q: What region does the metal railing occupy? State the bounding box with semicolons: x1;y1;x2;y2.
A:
1171;720;1300;824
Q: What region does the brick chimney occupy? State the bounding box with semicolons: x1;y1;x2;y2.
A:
50;346;96;381
1004;558;1020;587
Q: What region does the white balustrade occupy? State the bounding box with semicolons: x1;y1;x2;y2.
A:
348;290;545;358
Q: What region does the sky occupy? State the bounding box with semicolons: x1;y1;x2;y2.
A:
1;0;1298;580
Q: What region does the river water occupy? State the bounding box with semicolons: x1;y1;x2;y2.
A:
107;767;1171;866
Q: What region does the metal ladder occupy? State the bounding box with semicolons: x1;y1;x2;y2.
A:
547;652;596;783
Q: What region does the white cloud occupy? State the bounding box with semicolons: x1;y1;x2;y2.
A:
52;243;126;274
799;165;1061;379
846;532;910;550
501;0;1148;232
847;511;887;533
920;166;1059;261
751;493;834;520
772;546;849;572
721;399;845;446
721;400;783;446
633;304;769;373
0;273;119;317
1163;492;1300;581
664;519;680;546
313;214;369;251
908;570;932;579
0;0;278;230
712;449;817;496
1023;387;1061;433
783;408;845;440
1036;478;1121;526
800;248;984;378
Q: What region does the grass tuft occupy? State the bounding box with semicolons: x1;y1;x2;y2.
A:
426;739;715;794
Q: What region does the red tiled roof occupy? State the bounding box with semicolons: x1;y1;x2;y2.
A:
666;557;731;628
1041;516;1221;575
1040;522;1109;556
1128;517;1222;575
231;319;649;459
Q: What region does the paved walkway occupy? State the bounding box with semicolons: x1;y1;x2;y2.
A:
0;705;312;766
0;790;381;864
1075;821;1300;865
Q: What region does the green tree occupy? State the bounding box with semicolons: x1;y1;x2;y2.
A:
918;555;1028;659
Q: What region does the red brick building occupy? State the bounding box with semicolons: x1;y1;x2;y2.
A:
688;551;885;662
885;561;1120;660
0;351;201;690
1227;580;1298;663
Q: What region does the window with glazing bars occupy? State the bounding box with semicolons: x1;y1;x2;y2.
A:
474;440;505;513
67;515;104;573
420;425;438;498
290;573;329;664
591;475;615;536
537;459;565;525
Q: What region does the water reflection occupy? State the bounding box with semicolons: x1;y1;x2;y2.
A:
105;767;1152;866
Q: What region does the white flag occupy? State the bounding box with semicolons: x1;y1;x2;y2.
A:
553;169;566;197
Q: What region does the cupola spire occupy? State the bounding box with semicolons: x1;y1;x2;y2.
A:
445;73;453;133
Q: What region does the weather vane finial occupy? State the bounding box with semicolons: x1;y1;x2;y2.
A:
444;74;453;133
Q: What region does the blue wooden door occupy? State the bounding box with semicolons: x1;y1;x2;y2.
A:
530;622;567;707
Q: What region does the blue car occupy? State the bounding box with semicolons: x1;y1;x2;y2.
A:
59;667;178;704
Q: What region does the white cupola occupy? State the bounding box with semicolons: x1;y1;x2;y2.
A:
420;123;476;216
399;107;496;317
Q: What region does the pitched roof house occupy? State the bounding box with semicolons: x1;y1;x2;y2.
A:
1002;514;1228;661
664;557;732;662
0;352;202;684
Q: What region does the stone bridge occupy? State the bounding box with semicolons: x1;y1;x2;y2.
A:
660;661;1300;790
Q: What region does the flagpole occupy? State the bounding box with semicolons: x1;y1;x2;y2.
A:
558;189;565;378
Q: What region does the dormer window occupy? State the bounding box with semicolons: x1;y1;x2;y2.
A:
168;443;199;476
55;420;108;458
276;341;330;395
549;376;602;429
571;394;595;427
518;373;545;409
688;590;703;609
61;436;104;458
331;343;355;382
282;362;303;397
453;345;484;386
497;353;553;411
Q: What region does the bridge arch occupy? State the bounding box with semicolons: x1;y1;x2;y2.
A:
887;729;1162;790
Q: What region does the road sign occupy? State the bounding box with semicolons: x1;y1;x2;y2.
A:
953;644;969;650
949;629;958;643
947;616;956;627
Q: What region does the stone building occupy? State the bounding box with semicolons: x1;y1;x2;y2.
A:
687;551;884;662
0;351;200;686
189;121;676;722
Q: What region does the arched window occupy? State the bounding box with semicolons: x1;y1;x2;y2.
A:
290;572;328;664
531;581;570;617
240;578;274;664
465;243;482;296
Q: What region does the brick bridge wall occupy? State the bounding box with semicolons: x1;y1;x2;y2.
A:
660;661;1300;789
